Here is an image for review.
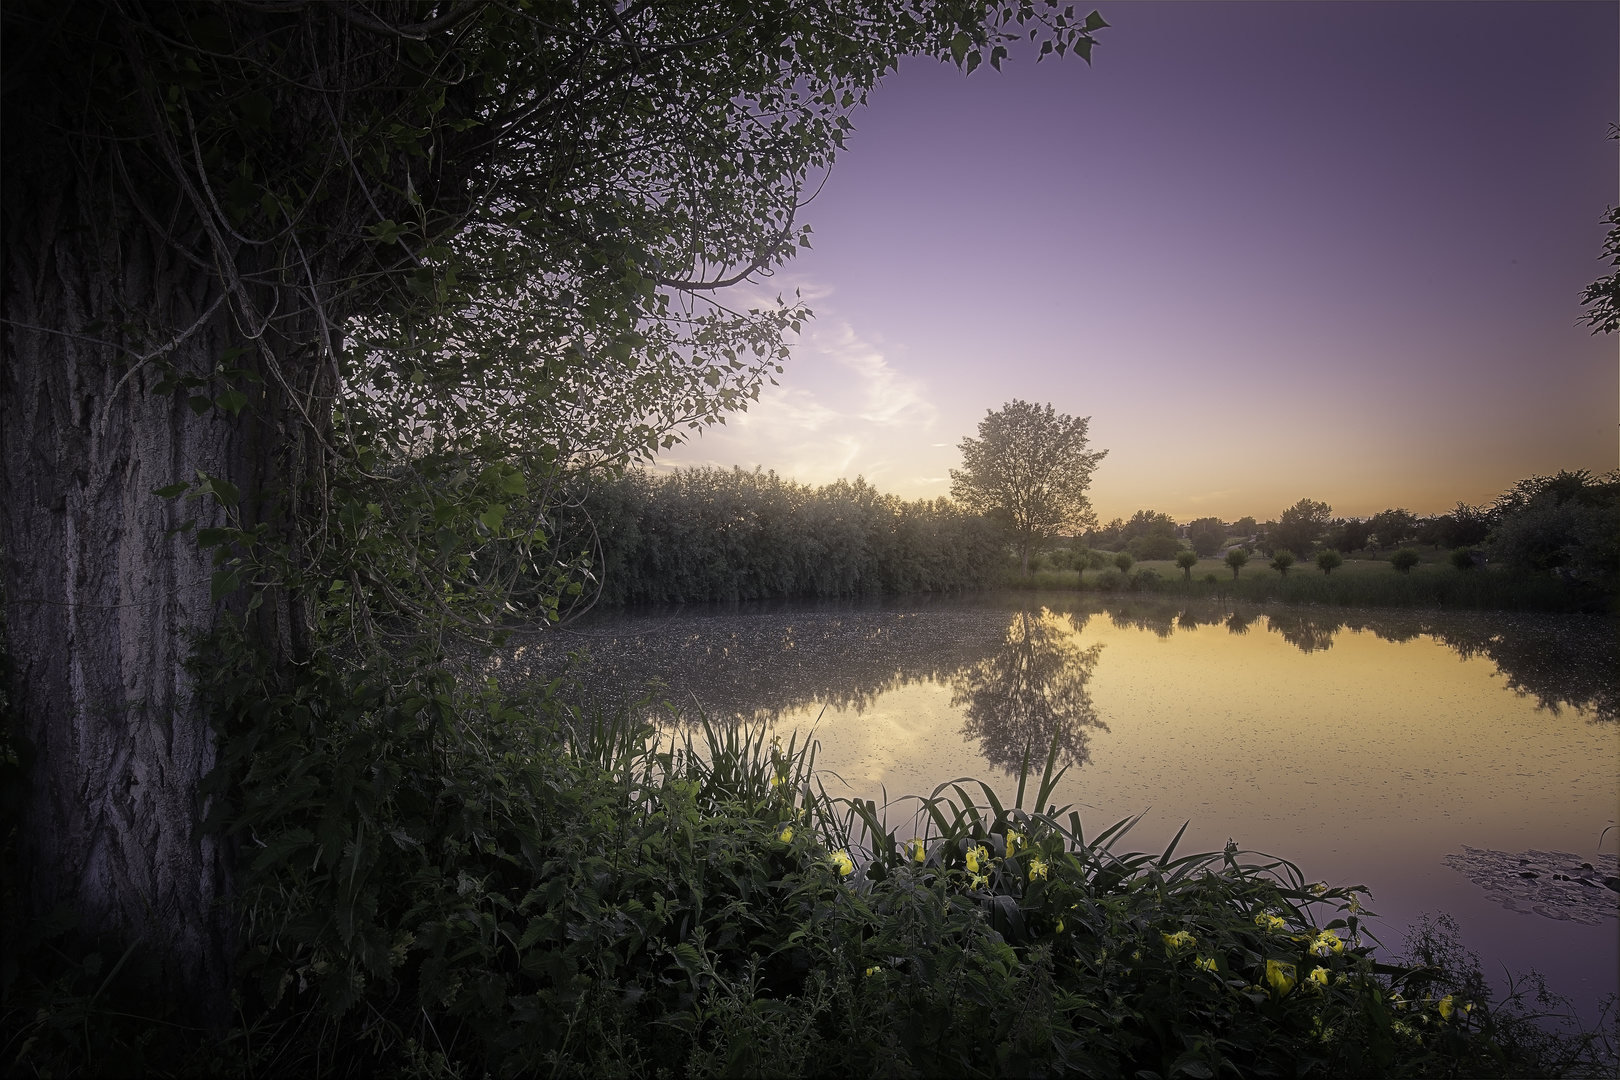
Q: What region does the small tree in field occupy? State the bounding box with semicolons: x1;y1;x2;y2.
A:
1224;547;1250;579
1390;548;1422;574
951;401;1108;574
1315;549;1344;575
1269;549;1296;576
1113;551;1134;574
1176;550;1199;580
1450;547;1479;571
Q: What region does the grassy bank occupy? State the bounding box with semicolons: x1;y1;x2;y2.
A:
4;643;1612;1077
1007;554;1604;612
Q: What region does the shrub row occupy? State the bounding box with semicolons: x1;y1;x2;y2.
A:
564;467;1005;604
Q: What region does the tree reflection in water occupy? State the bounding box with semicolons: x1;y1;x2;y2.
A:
949;608;1108;773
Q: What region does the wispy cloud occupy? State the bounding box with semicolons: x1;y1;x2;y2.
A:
657;286;943;490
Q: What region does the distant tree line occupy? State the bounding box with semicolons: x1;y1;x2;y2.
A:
1073;470;1617;589
567;467;1005;604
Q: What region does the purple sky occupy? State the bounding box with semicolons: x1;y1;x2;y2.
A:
663;1;1618;523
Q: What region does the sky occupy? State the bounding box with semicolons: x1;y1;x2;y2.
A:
659;1;1618;524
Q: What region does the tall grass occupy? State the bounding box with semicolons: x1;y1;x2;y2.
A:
1005;565;1604;612
5;638;1611;1077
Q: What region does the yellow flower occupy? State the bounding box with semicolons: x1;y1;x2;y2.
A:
1437;994;1455;1020
1160;930;1197;954
1131;949;1142;962
905;838;927;864
778;825;794;844
969;872;989;889
965;844;989;875
1055;918;1065;933
1347;892;1362;914
1027;856;1049;881
1195;956;1218;973
1007;830;1024;856
1309;967;1330;989
831;849;854;877
865;965;881;977
1310;930;1345;956
1265;959;1297;995
1255;913;1287;932
1311;881;1328;897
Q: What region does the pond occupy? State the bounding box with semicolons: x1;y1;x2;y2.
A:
495;593;1619;1018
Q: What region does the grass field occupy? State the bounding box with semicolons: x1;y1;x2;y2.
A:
1005;547;1606;612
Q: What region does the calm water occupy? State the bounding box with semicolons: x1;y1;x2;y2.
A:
496;593;1619;1015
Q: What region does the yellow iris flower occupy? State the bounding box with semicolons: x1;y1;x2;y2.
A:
778;825;794;843
1160;930;1197;954
1028;856;1049;881
1265;959;1297;995
965;844;989;875
831;849;854;877
1309;967;1330;989
1195;956;1218;973
906;838;927;864
1310;930;1345;956
1254;912;1288;932
1007;830;1024;856
1437;994;1456;1020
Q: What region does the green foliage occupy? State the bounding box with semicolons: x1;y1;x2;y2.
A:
1450;548;1480;572
1316;549;1344;576
1369;510;1420;549
1270;550;1296;577
1113;551;1135;574
1389;549;1422;575
1225;547;1250;580
1485;471;1619;586
7;623;1615;1076
951;401;1107;571
572;468;1004;604
1273;499;1333;557
1126;534;1182;561
1580;126;1620;335
1188;518;1226;558
1176;550;1200;580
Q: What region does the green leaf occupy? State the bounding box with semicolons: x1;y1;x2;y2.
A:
216;389;248;415
196;527;233;548
1084;10;1110;31
188;395;213;415
152;483;190;498
479;504;507;531
210;568;242;603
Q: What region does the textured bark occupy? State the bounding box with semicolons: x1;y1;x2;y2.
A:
0;169;249;1008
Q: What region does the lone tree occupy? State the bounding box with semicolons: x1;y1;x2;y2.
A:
950;400;1107;574
0;1;1109;1008
1224;546;1250;579
1390;548;1422;574
1175;549;1199;579
1269;549;1296;577
1315;548;1344;575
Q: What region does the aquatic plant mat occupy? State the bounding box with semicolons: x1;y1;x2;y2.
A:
1444;848;1620;925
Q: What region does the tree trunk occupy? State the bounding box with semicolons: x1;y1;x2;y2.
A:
0;164;315;1017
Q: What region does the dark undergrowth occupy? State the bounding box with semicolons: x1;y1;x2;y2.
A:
2;636;1615;1078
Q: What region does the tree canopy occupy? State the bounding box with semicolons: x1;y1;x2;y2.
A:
0;0;1111;1008
949;400;1107;572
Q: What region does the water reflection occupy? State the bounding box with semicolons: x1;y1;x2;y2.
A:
494;595;1616;741
949;609;1106;771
